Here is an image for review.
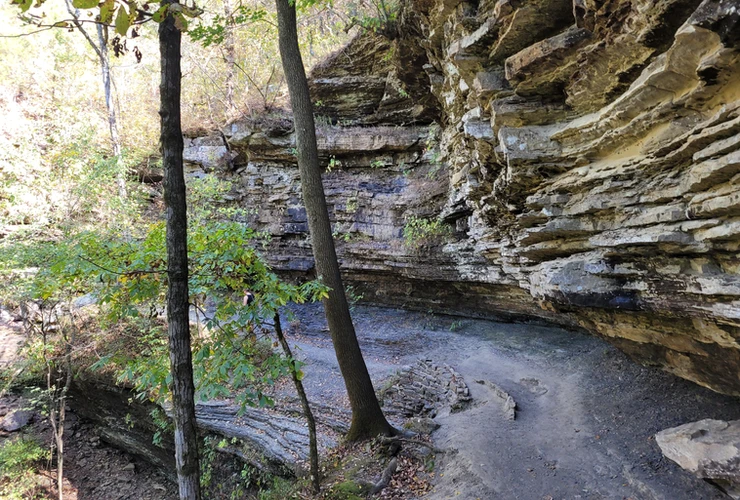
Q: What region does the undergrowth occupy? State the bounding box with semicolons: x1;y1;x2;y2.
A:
0;436;49;500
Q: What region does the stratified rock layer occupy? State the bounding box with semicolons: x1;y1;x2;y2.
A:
185;0;740;396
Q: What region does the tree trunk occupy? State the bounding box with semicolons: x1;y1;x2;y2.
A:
273;313;320;492
56;320;74;500
223;0;237;114
95;24;127;199
64;0;126;199
159;3;202;499
274;0;395;441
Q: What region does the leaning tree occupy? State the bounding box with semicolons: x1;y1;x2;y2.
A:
274;0;395;441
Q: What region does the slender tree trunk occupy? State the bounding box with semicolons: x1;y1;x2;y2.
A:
223;0;237;114
38;303;72;500
64;0;126;199
54;327;73;500
274;0;395;441
160;3;202;498
96;24;127;199
273;313;320;492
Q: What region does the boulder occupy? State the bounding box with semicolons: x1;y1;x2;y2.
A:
1;409;33;432
656;419;740;499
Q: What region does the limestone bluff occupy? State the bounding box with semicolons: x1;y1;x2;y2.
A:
184;0;740;396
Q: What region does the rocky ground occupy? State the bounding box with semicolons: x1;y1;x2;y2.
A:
286;303;740;500
0;312;178;500
3;303;740;499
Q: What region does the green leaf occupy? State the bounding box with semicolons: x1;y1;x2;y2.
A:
99;0;115;23
14;0;33;13
152;4;168;22
72;0;98;8
115;6;130;35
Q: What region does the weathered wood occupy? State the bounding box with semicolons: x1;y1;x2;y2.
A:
194;402;310;475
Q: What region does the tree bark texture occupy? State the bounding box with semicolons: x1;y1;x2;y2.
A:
274;0;395;441
159;4;202;499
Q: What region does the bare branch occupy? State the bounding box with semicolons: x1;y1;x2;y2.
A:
64;0;103;60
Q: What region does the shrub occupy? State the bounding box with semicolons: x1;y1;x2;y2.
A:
402;216;450;248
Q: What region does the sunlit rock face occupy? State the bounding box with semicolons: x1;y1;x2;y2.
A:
185;0;740;396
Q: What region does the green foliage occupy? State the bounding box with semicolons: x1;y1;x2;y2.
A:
345;196;358;214
150;407;172;447
200;436;220;488
257;476;300;500
0;436;48;500
402;216;451;248
327;480;365;500
345;284;364;312
449;320;464;332
8;177;329;411
423;124;443;178
426;163;442;180
348;0;400;38
0;124;144;239
186;175;253;222
332;222;353;242
0;437;47;475
327;155;341;172
1;0;349;175
77;219;325;407
190;6;267;47
12;0;201;35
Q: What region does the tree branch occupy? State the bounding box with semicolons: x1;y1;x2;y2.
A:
64;0;103;60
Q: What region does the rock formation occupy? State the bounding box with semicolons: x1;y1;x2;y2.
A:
656;419;740;498
185;0;740;396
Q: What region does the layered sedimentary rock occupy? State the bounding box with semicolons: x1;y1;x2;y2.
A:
185;0;740;396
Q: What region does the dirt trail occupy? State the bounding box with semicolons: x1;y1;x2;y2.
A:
287;304;740;500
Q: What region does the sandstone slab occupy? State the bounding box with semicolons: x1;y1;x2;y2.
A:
656;419;740;499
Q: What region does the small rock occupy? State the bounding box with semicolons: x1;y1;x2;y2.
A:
0;306;12;322
0;410;33;432
405;417;441;434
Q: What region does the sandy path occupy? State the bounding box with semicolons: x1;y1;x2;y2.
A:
287;304;740;500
